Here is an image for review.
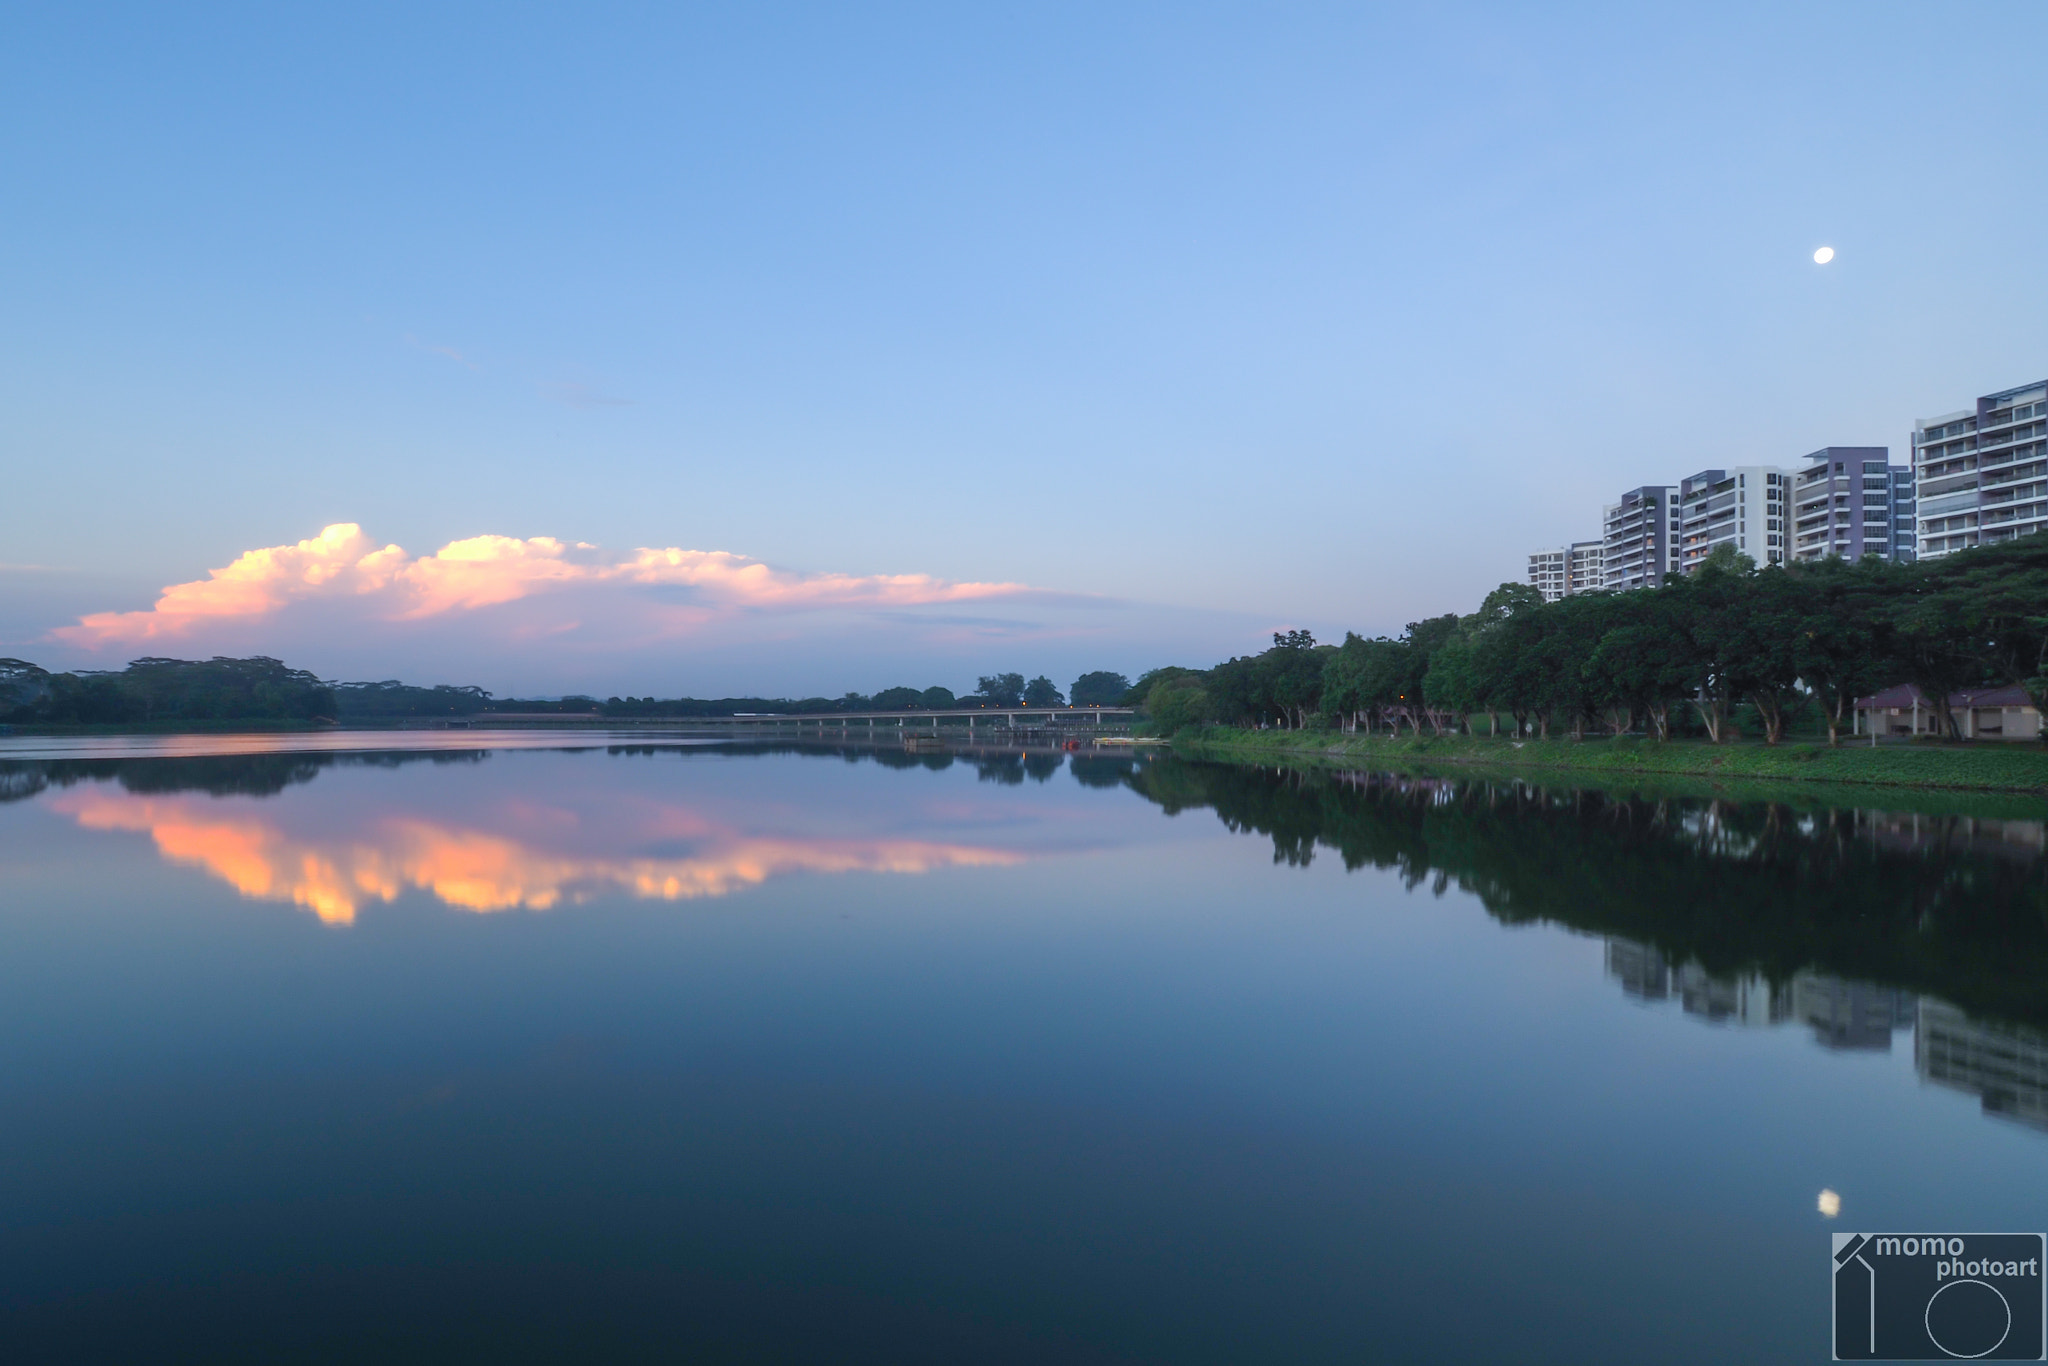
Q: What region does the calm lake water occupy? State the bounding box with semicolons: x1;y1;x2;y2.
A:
1;735;2043;1363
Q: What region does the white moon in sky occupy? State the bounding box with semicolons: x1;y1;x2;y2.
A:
1818;1189;1842;1217
1813;246;1835;264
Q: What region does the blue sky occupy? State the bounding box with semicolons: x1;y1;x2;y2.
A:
3;2;2044;695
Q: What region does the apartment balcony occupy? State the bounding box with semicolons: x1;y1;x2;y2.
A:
1984;463;2047;490
1982;500;2048;527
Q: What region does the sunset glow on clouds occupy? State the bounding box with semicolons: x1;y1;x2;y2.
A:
51;523;1039;649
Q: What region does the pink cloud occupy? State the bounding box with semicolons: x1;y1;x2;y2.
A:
51;523;1039;649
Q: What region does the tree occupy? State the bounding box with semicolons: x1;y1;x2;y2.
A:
0;658;52;720
1584;591;1693;740
1265;631;1328;729
1069;671;1131;706
1936;535;2048;726
1467;586;1550;736
1022;675;1065;707
1320;635;1375;732
974;673;1025;707
1524;595;1609;739
920;686;958;710
1203;655;1266;726
1887;563;1989;740
1144;673;1211;731
1122;667;1194;706
1358;636;1408;733
1421;632;1479;731
1722;568;1806;745
1394;616;1460;734
869;686;924;710
1550;593;1638;736
1672;547;1757;743
1463;584;1544;734
332;680;492;717
1784;557;1897;745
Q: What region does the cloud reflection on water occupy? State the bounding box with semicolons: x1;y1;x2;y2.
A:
50;789;1023;924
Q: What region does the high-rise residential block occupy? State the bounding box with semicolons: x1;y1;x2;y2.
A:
1568;540;1604;594
1890;467;1917;562
1526;540;1605;602
1676;466;1794;572
1789;447;1913;564
1913;379;2048;560
1527;547;1567;602
1601;486;1680;589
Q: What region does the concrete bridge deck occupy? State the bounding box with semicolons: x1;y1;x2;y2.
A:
444;707;1136;732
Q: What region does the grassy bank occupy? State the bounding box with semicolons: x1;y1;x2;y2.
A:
1175;727;2048;796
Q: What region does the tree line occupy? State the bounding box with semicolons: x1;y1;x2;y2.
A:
0;657;1139;725
23;533;2041;740
601;670;1134;716
1136;536;2048;744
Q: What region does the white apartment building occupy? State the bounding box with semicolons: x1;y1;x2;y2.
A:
1568;540;1603;594
1527;548;1567;602
1914;380;2048;560
1526;541;1605;603
1677;466;1795;572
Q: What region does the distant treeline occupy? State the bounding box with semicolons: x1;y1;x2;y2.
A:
603;671;1136;716
0;657;1141;725
0;656;340;725
1137;537;2048;744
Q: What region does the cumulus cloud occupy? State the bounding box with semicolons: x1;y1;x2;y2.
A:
52;523;1039;649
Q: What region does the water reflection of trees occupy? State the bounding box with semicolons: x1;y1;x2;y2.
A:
0;740;1145;807
1122;760;2048;1039
0;750;487;804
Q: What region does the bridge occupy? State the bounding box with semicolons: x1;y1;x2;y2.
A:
625;706;1135;734
448;706;1137;735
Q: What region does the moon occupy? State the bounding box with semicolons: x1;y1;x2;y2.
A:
1813;246;1835;264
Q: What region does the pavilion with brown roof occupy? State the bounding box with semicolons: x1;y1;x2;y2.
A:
1852;683;2041;740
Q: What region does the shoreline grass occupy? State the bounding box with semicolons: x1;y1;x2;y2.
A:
1173;727;2048;797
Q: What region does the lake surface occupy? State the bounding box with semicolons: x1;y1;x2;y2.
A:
1;736;2043;1363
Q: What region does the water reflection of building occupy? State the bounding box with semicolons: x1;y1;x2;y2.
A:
1789;975;1915;1052
1602;938;1910;1048
1853;809;2048;861
1916;1000;2048;1133
1605;939;1670;1002
1677;961;1786;1028
1604;939;1786;1027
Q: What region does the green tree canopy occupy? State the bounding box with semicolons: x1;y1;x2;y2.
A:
1069;671;1131;706
1022;675;1065;707
974;673;1025;707
1123;666;1194;706
1143;672;1211;731
869;686;925;710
